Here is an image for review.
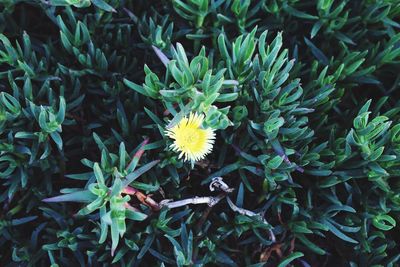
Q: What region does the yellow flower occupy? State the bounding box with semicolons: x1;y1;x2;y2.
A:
165;112;215;162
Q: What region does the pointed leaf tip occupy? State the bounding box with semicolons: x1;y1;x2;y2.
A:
152;45;170;67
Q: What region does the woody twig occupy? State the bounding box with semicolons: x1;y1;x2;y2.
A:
160;177;233;209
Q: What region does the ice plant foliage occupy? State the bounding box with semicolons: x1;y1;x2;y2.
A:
2;1;400;266
165;112;215;162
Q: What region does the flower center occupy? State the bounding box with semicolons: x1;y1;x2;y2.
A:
183;129;199;145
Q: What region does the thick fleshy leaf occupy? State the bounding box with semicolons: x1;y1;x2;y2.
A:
42;190;96;203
